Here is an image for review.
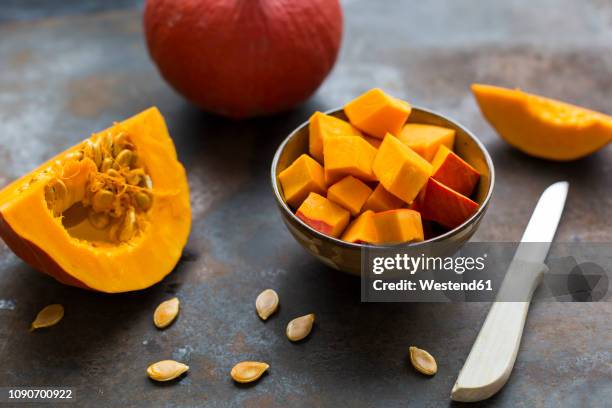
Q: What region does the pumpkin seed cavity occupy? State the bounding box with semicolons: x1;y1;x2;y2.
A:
286;313;315;341
153;297;180;328
230;361;269;383
31;304;64;331
255;289;279;321
40;130;154;244
147;360;189;382
409;346;437;376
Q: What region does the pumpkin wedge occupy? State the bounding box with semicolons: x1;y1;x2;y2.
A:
0;107;191;293
472;84;612;161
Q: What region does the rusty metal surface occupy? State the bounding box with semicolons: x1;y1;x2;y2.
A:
0;1;611;407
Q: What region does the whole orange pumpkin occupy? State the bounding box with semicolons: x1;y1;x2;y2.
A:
144;0;343;119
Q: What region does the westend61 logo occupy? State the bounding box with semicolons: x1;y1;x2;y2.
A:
372;253;487;275
361;242;611;303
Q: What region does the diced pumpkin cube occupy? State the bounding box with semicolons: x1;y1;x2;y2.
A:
323;135;377;184
417;178;479;229
278;154;327;208
296;192;350;238
327;176;373;216
431;145;480;197
372;134;432;203
344;88;411;138
371;209;424;244
309;111;362;162
363;184;404;212
398;123;455;162
341;210;377;243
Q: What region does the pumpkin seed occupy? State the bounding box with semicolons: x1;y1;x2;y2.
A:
106;169;122;179
409;346;437;376
126;169;144;185
31;304;64;331
115;149;133;167
130;151;142;168
91;140;103;168
88;210;110;229
230;361;269;383
118;208;136;242
100;157;113;172
255;289;279;321
113;134;130;156
142;175;153;190
286;313;315;341
44;179;67;203
153;297;180;328
147;360;189;382
92;189;115;212
134;192;152;211
100;133;113;154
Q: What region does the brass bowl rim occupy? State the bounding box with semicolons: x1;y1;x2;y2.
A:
270;105;495;250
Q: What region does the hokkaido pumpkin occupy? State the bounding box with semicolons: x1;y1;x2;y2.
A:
144;0;343;118
0;108;191;293
472;84;612;161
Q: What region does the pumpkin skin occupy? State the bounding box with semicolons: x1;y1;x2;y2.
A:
144;0;343;118
0;108;191;293
472;84;612;161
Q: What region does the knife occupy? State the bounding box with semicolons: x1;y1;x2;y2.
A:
450;181;569;402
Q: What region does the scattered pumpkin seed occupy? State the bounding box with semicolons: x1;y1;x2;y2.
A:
286;313;315;341
92;189;115;212
142;175;153;190
118;208;137;242
153;297;180;328
255;289;279;321
135;192;152;211
409;346;437;376
147;360;189;382
230;361;269;383
31;304;64;331
115;149;133;167
100;157;113;172
88;210;110;229
106;168;122;179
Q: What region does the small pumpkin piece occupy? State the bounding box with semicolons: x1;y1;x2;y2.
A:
31;304;64;331
372;134;432;204
327;175;372;216
363;183;404;212
341;210;377;244
398;123;455;162
344;88;411;138
278;154;327;209
147;360;189;382
296;193;350;238
231;361;270;383
255;289;279;321
323;135;378;184
409;346;437;376
153;297;180;329
431;145;480;197
417;178;479;229
371;209;424;244
309;111;362;162
286;313;315;342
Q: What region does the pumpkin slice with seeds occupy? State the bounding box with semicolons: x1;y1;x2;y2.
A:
0;108;191;293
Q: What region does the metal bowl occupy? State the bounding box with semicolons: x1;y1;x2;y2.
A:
271;106;495;275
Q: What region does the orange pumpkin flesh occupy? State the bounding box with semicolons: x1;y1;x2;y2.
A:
0;107;191;293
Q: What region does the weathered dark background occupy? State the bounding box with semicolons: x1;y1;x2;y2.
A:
0;1;611;407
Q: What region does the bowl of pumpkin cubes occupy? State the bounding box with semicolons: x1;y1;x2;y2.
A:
271;88;494;275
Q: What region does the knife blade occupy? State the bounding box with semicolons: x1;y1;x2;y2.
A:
450;181;569;402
